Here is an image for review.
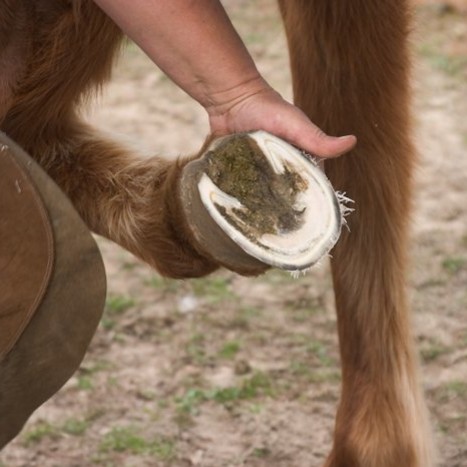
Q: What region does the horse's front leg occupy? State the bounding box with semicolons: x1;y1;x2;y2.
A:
5;114;276;279
278;1;435;465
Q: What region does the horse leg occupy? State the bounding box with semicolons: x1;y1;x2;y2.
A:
1;1;267;279
278;1;434;465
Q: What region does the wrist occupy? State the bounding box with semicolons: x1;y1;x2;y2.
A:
202;75;271;118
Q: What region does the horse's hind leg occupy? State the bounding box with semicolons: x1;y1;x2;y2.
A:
278;1;434;466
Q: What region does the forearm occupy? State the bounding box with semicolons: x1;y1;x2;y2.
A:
93;0;267;114
93;0;357;158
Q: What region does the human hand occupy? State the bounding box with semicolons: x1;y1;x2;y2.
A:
206;79;356;159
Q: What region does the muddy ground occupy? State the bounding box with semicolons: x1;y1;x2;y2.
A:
1;1;467;466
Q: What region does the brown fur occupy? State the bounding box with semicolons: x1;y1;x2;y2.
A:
1;0;218;279
0;0;435;465
278;1;434;466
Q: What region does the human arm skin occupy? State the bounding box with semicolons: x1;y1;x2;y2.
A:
93;0;357;158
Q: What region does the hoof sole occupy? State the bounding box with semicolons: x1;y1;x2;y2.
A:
180;131;346;275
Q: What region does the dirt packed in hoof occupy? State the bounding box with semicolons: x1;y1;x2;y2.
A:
205;135;307;237
1;1;467;467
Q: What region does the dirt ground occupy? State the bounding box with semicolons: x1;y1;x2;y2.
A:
1;1;467;466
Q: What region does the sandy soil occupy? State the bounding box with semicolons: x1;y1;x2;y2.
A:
1;1;467;466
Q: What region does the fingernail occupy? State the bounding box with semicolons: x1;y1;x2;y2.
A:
338;135;357;146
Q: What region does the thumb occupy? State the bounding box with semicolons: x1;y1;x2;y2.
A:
295;127;357;158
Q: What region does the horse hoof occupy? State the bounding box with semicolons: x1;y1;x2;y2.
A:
180;131;348;276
